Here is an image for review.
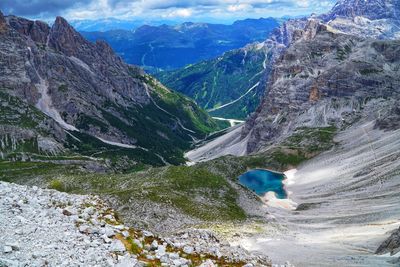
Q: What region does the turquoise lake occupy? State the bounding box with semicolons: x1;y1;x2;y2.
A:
239;169;287;199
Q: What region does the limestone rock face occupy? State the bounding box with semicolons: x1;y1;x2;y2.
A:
326;0;400;20
0;10;6;34
322;0;400;39
7;16;50;44
237;0;400;154
49;16;87;56
243;22;400;153
0;11;217;165
376;227;400;255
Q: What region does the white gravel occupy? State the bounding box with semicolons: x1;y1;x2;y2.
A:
0;181;270;267
0;182;117;266
238;122;400;266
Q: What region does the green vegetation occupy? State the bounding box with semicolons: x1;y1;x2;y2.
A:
156;46;267;120
0;124;338;225
0;161;79;183
0;161;246;222
0;90;46;129
58;84;68;92
0;79;220;167
145;75;219;134
76;114;109;133
49;179;66;192
359;68;383;75
336;41;354;61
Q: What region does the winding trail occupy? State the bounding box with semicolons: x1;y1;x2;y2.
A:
143;83;196;135
207;82;260;112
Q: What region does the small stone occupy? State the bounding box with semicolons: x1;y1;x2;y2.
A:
114;225;125;230
143;230;153;237
6;243;19;251
133;239;143;248
151;240;158;250
81;212;90;220
3;245;12;253
160;255;169;263
104;227;115;237
199;259;215;267
84;206;95;215
110;240;126;252
183;246;194;254
169;252;179;260
172;259;184;266
102;234;112;243
146;254;155;260
115;255;138;267
79;225;89;233
104;214;113;220
63;209;72;216
181;233;189;239
122;231;130;237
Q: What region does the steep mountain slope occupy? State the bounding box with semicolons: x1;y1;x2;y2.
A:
156;43;268;120
240;111;400;266
241;0;400;154
81;18;280;71
327;0;400;20
157;19;308;120
244;23;400;153
323;0;400;39
187;0;400;159
183;2;400;265
0;11;218;167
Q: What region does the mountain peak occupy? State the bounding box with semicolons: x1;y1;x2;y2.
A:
327;0;400;20
54;16;70;27
49;16;87;56
0;10;5;22
0;10;6;33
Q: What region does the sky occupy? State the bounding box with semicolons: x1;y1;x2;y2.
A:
0;0;337;23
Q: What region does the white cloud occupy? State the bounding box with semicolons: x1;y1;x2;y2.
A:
162;8;193;18
2;0;338;22
227;4;251;12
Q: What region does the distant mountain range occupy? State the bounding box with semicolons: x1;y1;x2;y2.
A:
69;18;178;32
156;43;270;120
81;18;280;71
188;0;400;160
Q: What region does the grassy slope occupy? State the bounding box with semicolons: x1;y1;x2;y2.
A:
156;47;266;120
0;69;221;167
0;126;337;224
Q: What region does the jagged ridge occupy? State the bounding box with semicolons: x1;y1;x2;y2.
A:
0;11;219;167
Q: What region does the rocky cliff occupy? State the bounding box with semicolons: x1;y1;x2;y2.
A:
326;0;400;20
241;0;400;153
244;22;400;152
323;0;400;39
0;11;218;167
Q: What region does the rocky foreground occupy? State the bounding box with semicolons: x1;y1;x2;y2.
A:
0;181;270;267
